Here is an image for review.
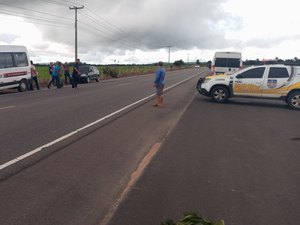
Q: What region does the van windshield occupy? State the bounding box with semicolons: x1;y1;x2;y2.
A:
215;58;240;68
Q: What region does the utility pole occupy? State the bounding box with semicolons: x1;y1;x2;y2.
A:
167;46;172;67
69;5;84;61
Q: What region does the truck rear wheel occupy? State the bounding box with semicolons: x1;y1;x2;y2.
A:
211;86;229;103
287;91;300;110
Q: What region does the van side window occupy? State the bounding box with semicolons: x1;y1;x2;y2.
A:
239;67;265;79
0;53;14;69
13;52;29;67
268;67;289;78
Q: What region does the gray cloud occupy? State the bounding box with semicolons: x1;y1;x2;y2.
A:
1;0;244;63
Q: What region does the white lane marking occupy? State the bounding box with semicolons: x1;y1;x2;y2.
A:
0;105;15;110
0;73;199;171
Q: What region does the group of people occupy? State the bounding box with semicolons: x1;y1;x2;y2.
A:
30;59;166;108
29;58;81;91
47;58;81;89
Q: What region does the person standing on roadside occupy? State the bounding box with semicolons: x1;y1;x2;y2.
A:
64;62;71;85
48;62;53;77
57;61;64;88
30;60;40;90
153;61;165;108
47;62;55;88
72;58;81;88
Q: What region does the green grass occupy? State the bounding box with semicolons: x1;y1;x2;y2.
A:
36;66;51;79
36;65;158;80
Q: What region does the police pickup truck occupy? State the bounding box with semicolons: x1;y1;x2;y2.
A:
197;64;300;110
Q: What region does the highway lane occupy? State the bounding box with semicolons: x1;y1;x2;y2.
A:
107;95;300;225
0;68;208;225
0;68;203;170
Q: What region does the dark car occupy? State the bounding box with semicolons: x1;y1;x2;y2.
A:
78;65;100;83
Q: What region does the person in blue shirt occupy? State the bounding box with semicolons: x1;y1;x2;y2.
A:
47;61;60;89
153;61;165;108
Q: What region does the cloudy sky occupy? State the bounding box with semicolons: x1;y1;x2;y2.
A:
0;0;299;64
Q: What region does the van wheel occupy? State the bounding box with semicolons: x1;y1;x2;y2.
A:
211;86;229;103
287;91;300;110
18;79;28;92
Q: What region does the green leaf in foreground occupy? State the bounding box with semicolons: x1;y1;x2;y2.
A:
161;212;225;225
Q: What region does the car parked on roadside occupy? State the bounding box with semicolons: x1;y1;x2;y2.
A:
197;64;300;110
78;65;100;83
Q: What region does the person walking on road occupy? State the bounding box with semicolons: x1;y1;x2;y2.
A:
47;61;60;89
72;58;81;88
153;61;165;108
29;60;40;90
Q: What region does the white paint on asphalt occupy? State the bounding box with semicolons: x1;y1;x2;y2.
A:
0;73;200;171
0;105;15;110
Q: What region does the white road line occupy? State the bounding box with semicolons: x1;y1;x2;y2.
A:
0;74;199;171
0;105;15;110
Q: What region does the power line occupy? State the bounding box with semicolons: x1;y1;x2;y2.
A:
78;8;159;51
0;2;73;21
0;10;72;28
84;7;141;44
78;12;143;49
38;0;70;7
78;21;141;50
1;1;163;54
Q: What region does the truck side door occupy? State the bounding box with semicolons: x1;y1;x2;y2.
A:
233;66;266;97
261;66;290;98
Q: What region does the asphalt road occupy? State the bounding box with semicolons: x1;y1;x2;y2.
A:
0;68;205;225
0;68;200;168
108;95;300;225
1;67;299;225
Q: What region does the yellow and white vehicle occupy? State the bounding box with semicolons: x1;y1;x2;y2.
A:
197;64;300;110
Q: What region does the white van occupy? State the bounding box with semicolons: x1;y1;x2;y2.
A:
0;45;31;92
211;51;242;75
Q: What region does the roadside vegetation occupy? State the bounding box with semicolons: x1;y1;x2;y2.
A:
35;62;195;86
